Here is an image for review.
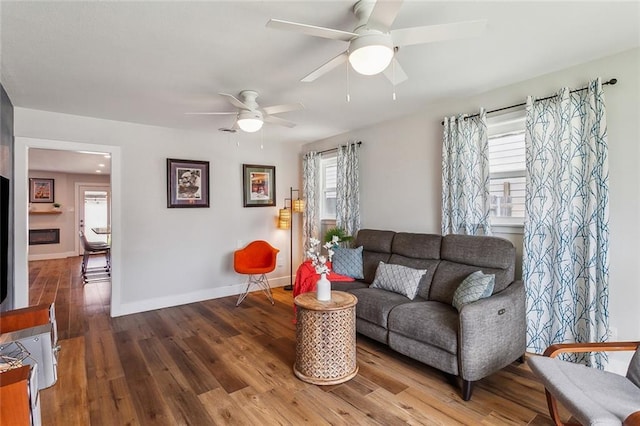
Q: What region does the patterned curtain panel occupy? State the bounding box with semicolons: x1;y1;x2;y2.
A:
302;151;320;251
336;143;361;239
523;78;610;368
441;109;491;236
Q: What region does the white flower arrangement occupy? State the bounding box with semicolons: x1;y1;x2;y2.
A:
306;235;340;275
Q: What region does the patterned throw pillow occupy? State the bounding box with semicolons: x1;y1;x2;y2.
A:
370;261;426;300
452;271;495;311
332;246;364;279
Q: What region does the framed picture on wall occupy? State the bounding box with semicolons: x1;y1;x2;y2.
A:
242;164;276;207
167;158;210;208
29;178;55;203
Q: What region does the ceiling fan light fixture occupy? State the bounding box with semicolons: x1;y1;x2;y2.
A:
348;33;394;76
237;110;264;133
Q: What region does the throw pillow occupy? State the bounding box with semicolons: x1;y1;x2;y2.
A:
452;271;495;311
370;261;426;300
332;246;364;279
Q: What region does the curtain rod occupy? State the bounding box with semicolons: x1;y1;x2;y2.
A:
317;141;362;155
440;78;617;125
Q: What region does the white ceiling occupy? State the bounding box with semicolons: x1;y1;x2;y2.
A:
2;1;639;170
29;149;112;176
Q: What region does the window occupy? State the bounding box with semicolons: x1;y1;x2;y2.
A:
487;111;526;226
320;154;337;220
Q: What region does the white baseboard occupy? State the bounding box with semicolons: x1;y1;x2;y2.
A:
28;251;76;261
111;275;291;317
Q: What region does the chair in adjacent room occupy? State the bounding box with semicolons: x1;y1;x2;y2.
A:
233;240;279;306
528;341;640;426
79;231;111;283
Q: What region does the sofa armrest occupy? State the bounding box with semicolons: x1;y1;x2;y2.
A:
458;280;526;381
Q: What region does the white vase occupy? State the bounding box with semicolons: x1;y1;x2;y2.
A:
316;273;331;301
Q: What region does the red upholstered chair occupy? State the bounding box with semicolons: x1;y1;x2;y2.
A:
233;240;279;306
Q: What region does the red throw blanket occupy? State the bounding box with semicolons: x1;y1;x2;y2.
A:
292;260;354;322
293;260;354;299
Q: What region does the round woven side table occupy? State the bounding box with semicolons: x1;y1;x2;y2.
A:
293;290;358;385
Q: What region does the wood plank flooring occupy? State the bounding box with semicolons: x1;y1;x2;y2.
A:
28;256;570;425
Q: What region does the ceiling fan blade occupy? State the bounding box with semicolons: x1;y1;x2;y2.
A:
301;51;348;82
184;112;236;115
266;19;356;42
382;58;408;85
219;93;251;110
368;0;403;30
263;115;296;128
262;102;305;116
391;19;487;47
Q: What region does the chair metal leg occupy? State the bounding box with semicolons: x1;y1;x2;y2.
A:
236;273;274;306
81;251;111;284
257;273;275;305
236;279;253;306
82;252;89;274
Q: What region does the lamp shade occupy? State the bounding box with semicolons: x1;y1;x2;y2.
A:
348;33;394;76
292;199;305;213
278;208;291;229
237;110;264;133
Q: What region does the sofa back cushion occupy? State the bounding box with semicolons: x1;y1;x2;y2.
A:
429;235;516;304
355;229;395;283
392;232;442;259
389;233;442;299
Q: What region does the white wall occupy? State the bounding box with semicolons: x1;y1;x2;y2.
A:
304;48;640;345
14;110;300;315
304;112;443;234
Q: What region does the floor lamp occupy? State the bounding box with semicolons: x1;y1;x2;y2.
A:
278;187;304;291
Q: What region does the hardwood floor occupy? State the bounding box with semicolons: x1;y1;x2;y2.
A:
28;256;568;425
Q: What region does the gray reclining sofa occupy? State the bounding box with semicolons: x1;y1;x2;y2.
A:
332;229;526;400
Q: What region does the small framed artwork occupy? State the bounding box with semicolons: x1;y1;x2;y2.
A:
167;158;210;208
242;164;276;207
29;178;55;203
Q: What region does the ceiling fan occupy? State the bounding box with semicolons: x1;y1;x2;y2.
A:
186;90;304;133
267;0;487;84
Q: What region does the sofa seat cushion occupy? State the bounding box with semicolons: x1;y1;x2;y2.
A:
349;288;414;329
388;301;458;354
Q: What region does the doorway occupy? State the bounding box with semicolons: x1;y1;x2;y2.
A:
14;137;122;316
77;185;111;246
